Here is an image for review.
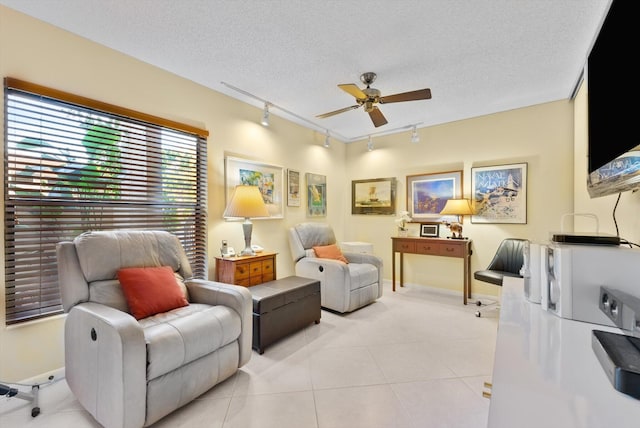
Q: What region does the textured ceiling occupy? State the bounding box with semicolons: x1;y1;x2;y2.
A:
0;0;611;142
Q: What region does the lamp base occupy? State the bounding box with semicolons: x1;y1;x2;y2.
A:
240;218;256;257
240;246;256;256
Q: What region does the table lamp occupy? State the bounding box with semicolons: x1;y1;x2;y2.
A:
223;185;270;256
439;198;473;239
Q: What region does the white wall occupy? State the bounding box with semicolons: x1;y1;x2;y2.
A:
1;5;638;382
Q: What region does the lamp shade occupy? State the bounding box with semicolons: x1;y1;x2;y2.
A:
439;198;473;216
223;185;270;218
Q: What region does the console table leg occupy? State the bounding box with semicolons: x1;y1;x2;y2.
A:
399;252;404;288
392;250;396;292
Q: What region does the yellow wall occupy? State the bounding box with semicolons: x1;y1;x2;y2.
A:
1;6;638;382
343;102;576;296
0;6;347;381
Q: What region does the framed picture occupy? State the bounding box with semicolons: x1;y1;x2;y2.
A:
287;169;301;207
471;162;527;224
420;223;440;237
351;177;397;215
224;156;284;219
306;173;326;217
407;170;462;221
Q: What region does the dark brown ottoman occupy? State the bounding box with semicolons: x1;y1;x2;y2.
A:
250;276;321;354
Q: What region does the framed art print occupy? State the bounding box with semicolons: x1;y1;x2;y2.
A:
224;156;284;219
471;162;527;224
306;172;326;217
406;170;462;221
287;169;301;207
351;177;397;215
420;223;440;237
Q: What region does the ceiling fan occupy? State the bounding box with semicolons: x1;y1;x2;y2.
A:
316;72;432;128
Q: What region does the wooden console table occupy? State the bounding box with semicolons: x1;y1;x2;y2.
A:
391;237;472;304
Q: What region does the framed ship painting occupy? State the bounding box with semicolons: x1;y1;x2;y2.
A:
352;177;397;215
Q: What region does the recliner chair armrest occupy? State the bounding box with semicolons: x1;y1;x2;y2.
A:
343;252;384;299
343;252;383;269
185;279;253;366
65;302;146;428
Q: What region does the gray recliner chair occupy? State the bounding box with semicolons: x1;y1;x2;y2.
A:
288;222;383;313
56;230;252;428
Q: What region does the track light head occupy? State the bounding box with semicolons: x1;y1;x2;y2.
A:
411;125;420;143
324;131;330;148
367;136;374;151
261;103;270;127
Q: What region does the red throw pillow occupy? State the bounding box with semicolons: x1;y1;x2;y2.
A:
117;266;188;320
313;244;348;264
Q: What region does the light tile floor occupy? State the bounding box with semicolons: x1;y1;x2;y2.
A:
0;281;499;428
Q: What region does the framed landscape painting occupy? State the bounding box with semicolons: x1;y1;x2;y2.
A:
471;162;527;224
406;170;462;221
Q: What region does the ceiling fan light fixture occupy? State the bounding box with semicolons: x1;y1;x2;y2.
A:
316;72;431;129
411;126;420;143
364;100;374;113
260;103;270;127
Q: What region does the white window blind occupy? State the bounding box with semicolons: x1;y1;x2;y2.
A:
4;78;208;325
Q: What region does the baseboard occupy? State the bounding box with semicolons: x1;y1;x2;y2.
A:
12;367;65;386
384;279;497;304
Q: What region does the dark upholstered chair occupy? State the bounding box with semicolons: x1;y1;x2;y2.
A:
473;238;527;316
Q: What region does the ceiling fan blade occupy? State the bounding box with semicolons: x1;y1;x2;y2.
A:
316;104;361;119
379;88;432;104
369;107;388;127
338;83;367;100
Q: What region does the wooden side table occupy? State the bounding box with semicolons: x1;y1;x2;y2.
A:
214;251;277;287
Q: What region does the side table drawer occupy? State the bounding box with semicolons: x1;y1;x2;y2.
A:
394;240;416;253
262;258;274;276
249;260;264;277
416;242;440;255
261;259;275;282
236;277;251;287
440;244;463;257
234;262;250;280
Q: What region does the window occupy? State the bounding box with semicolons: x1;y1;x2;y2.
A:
4;78;208;325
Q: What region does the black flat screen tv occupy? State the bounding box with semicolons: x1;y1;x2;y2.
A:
587;0;640;198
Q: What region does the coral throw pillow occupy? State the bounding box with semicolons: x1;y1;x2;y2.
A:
117;266;188;320
313;244;348;264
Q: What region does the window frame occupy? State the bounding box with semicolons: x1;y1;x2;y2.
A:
4;78;209;325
